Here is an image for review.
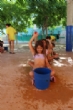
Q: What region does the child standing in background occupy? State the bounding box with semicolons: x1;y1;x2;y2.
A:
6;23;16;54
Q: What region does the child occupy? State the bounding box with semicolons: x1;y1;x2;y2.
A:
28;38;48;67
46;36;52;46
50;42;59;60
51;35;56;43
42;39;49;54
0;40;4;53
46;36;56;47
46;42;59;64
28;32;55;84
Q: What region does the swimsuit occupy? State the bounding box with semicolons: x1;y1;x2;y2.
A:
34;54;45;59
33;54;45;70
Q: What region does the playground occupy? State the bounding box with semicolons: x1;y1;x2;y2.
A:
0;0;73;110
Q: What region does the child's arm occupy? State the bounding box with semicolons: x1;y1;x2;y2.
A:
47;49;54;61
28;32;38;55
46;57;52;69
47;55;54;60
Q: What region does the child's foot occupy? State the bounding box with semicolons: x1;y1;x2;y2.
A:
11;52;15;54
9;52;15;54
50;76;56;82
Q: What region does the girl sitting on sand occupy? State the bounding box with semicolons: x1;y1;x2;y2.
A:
28;39;49;67
28;32;55;85
46;42;59;64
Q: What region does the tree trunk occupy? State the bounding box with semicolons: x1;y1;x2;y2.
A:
45;27;48;36
44;16;48;37
42;26;45;39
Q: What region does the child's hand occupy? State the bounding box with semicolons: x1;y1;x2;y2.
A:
33;32;38;38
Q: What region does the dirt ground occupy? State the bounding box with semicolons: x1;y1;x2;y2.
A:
0;46;73;110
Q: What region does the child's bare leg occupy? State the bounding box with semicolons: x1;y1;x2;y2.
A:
8;40;11;52
50;69;56;82
51;69;55;76
47;65;56;82
54;54;59;60
11;40;14;53
29;71;34;85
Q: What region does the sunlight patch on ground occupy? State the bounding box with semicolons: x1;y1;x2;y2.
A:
18;57;73;68
18;59;34;68
53;60;67;67
53;57;73;67
18;63;30;67
60;57;67;60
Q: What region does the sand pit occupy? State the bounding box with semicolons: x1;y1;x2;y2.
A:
0;47;73;110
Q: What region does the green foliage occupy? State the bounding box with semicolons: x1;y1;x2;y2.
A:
0;0;66;33
27;0;66;27
0;0;31;32
26;0;66;35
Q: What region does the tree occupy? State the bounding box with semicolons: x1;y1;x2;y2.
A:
0;0;66;35
27;0;66;36
0;0;32;32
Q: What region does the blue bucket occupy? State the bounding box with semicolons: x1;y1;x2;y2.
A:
34;68;51;90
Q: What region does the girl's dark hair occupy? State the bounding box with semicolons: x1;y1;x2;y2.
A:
46;36;51;39
51;42;55;47
42;39;49;49
0;40;3;47
34;40;44;54
6;23;11;27
46;40;49;49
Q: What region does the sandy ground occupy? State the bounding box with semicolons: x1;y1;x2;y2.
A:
0;45;73;110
